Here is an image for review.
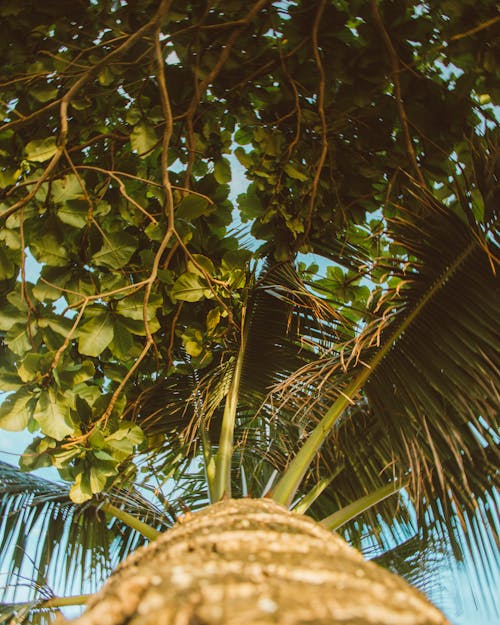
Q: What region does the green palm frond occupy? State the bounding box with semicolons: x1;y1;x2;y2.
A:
369;532;448;598
0;461;170;617
363;190;499;549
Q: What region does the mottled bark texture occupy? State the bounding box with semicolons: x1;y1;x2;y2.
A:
66;498;449;625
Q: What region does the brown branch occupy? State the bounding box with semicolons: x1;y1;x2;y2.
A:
449;15;500;42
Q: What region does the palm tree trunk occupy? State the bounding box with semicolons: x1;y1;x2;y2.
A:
65;498;449;625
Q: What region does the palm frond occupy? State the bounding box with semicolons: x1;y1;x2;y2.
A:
0;461;170;617
255;153;499;606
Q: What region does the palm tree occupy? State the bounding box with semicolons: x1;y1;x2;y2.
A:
0;0;499;622
1;136;498;623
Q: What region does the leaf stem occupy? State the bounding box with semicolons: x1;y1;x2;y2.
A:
292;472;337;515
213;309;247;501
101;502;160;540
320;482;407;531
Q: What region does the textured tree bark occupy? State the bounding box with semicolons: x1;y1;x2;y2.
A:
65;498;450;625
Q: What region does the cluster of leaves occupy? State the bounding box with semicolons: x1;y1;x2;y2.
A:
0;0;498;621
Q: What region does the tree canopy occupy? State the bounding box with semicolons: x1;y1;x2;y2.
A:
0;0;498;621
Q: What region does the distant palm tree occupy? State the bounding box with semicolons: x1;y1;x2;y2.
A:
0;137;498;624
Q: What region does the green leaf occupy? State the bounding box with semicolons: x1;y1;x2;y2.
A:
0;303;26;330
0;246;16;279
0;367;22;391
214;157;232;184
17;352;47;382
171;272;211;302
109;319;134;360
31;85;59;103
130;122;157;157
187;254;216;277
234;128;252;145
57;200;88;227
51;174;84;203
284;163;309;181
90;460;117;493
33;388;75;440
5;323;33;356
30;233;69;265
115;292;162;321
69;472;93;503
78;313;114;357
24;137;58;162
237;183;263;220
106;422;144;459
92;232;136;269
56;360;95;387
98;66;114;86
206;307;221;332
119;316;161;336
175;194;213;220
0;388;34;431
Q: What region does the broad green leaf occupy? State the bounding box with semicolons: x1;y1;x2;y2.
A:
30;233;69;265
187;254;216;277
5;323;33;356
214;157;232;184
0;246;16;279
106;423;144;459
0;388;34;431
56;360;95;387
234;146;252;168
206;307;221;332
107;421;144;445
32;279;63;301
109;319;134;360
17;352;48;383
89;428;106;449
175;194;213;220
115;292;162;321
234;127;252;145
57;200;89;228
69;472;93;503
24;137;58;162
31;85;59;103
125;108;141;125
237;184;263;221
90;460;118;493
98;66;114;86
184;339;203;357
78;313;114;357
52;174;84;203
171;272;212;302
130;122;157;157
0;303;26;330
33;388;75;440
119;316;161;336
284;163;309;181
19;438;53;471
92;231;136;269
0;227;21;250
39;316;74;336
0;367;22;391
73;382;101;406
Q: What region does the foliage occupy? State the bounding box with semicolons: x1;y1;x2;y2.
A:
0;0;498;622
